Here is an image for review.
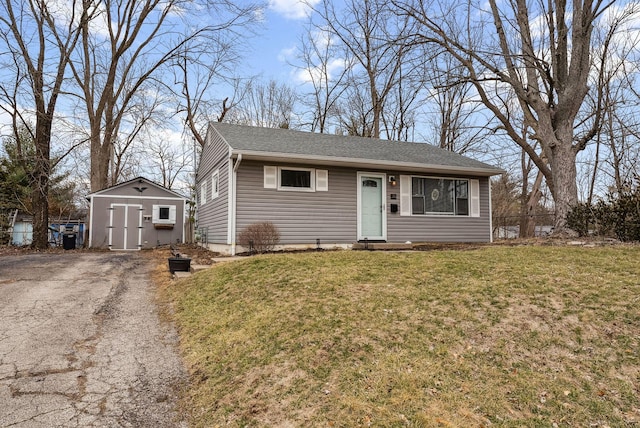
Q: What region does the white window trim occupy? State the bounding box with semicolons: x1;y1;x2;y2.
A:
357;172;387;241
277;166;316;192
200;179;207;205
152;204;177;224
211;170;220;200
403;175;476;217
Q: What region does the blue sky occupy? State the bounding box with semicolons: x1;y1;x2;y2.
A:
244;0;321;83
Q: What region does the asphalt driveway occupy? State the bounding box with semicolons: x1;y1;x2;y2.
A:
0;252;187;427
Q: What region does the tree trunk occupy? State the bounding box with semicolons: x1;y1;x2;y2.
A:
549;136;578;232
31;120;51;249
90;132;111;192
519;170;543;238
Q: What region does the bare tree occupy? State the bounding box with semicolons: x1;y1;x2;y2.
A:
295;23;352;133
335;84;375;137
585;10;640;200
143;137;192;190
172;4;260;148
421;51;491;155
394;0;636;231
69;0;258;192
0;0;93;248
380;60;422;141
519;147;546;238
316;0;419;139
226;79;298;128
491;173;520;237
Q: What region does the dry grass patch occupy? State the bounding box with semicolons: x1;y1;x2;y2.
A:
159;246;640;427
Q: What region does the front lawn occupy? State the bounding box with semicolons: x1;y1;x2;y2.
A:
157;246;640;427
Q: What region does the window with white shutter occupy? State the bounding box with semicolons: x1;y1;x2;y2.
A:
470;179;480;217
152;205;177;224
399;175;412;216
264;166;277;189
316;169;328;191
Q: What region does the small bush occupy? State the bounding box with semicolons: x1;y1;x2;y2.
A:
238;222;280;253
608;187;640;241
567;180;640;241
566;202;593;237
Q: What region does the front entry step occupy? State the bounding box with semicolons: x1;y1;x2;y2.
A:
352;242;413;250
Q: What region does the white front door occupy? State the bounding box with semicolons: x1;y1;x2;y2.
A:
357;172;386;241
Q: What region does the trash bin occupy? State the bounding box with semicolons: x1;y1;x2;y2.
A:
63;233;76;250
168;257;191;273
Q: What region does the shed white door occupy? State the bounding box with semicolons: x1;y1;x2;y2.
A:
109;204;143;250
357;173;386;241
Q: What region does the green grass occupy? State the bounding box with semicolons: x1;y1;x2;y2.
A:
161;246;640;427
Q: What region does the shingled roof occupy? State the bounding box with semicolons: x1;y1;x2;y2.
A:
209;122;502;176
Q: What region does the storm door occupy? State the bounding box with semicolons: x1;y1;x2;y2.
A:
357;173;386;241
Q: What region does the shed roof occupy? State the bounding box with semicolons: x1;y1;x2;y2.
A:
87;176;187;199
210;123;503;176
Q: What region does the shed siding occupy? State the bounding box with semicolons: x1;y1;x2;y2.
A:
387;175;491;242
235;161;357;244
90;197;185;249
196;128;230;244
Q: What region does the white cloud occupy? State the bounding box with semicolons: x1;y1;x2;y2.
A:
278;45;297;62
268;0;320;20
294;58;348;85
43;0;111;38
254;7;267;23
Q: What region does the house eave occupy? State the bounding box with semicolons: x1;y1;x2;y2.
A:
230;150;504;177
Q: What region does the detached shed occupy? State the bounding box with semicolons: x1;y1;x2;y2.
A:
88;177;187;250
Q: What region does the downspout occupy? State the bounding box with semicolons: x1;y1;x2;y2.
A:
230;153;242;255
88;196;94;248
488;177;494;243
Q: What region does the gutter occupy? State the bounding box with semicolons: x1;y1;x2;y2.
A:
230;149;504;177
230;153;242;256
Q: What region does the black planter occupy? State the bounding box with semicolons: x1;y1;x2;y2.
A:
168;257;191;273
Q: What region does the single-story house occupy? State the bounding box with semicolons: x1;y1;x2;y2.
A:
87;177;187;250
196;123;503;255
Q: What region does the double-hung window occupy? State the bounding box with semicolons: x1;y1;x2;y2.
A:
211;170;219;199
200;179;207;205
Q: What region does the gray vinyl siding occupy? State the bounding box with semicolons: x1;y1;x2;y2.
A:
196;128;230;243
90;196;185;249
387;175;491;242
235;164;491;245
235;161;357;244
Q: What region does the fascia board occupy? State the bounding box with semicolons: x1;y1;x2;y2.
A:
231;150;505;177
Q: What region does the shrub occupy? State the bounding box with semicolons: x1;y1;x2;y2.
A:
566;181;640;241
238;222;280;253
608;187;640;241
566;202;593;237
